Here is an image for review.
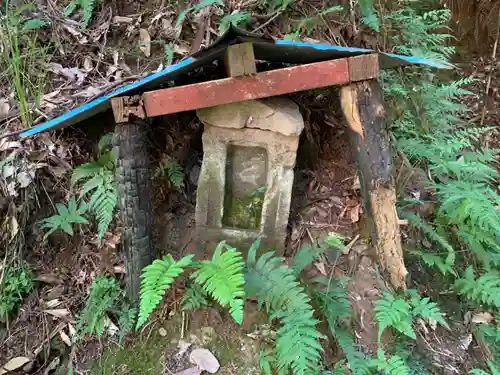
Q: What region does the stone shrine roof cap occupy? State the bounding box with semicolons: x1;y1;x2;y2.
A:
17;25;452;139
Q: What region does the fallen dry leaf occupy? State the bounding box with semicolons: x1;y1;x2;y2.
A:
139;28;151;57
44;309;71;318
0;357;31;375
189;348;219;373
48;63;86;85
472;312;494;324
112;16;133;24
313;261;327;276
349;204;361;223
59;330;71;346
0;98;10;118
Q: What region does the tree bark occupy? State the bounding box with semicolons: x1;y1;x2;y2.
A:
340;80;407;290
113;120;154;302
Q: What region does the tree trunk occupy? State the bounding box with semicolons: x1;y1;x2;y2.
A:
340;80;407;290
113;120;154;302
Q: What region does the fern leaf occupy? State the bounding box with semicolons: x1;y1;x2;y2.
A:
77;276;122;337
71;162;103;187
245;245;324;373
408;290;449;329
219;11;251;33
81;0;98;28
369;349;410;375
374;292;415;341
181;281;210;310
137;255;193;328
455;267;500;307
292;244;323;276
192;242;245;324
312;276;351;325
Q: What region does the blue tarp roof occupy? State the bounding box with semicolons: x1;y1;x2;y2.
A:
17;26;451;138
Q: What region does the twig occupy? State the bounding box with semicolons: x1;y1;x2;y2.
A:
480;7;500;139
252;11;281;33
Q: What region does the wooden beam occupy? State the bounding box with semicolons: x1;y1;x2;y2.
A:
111;95;146;124
143;58;350;117
347;54;379;82
224;42;257;77
339;80;407;290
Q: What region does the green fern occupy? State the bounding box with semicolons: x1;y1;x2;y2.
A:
40;198;89;239
137;254;194;328
332;325;372;375
219;11;251;33
455;267;500;308
409;249;455;276
72;134;117;240
408;290;449;329
181;281;210;310
374;292;415;341
64;0;101;28
312;276;351;325
245;238;324;374
158;157;184;188
176;0;223;26
77;276;122;338
118;303;137;341
192;242;245;324
470;362;500;375
358;0;380;32
369;348;410;375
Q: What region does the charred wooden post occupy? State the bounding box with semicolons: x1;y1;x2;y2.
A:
111;95;154;301
340;57;407;289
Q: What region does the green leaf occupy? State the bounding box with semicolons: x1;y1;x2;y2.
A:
192;242;245;324
22;19;50;30
137;255;194;328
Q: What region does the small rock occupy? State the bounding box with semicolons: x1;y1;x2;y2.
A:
189;348;220;373
158;327;167;337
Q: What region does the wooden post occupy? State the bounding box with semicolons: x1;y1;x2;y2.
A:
340;80;408;290
111;95;154;302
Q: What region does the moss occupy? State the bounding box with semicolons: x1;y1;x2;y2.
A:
222;188;265;230
89;310;264;375
89;331;173;375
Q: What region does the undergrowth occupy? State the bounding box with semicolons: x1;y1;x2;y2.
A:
377;0;500;372
0;1;51;127
0;262;34;324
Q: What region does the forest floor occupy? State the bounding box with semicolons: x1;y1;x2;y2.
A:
0;0;499;374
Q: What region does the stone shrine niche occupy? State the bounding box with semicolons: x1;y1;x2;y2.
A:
195;96;304;254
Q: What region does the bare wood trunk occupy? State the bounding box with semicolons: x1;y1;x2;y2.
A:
113;119;154;301
340;80;407;289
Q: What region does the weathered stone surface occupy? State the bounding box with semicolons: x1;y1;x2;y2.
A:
195;123;300;254
197;97;304;136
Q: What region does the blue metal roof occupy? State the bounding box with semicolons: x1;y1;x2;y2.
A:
16;26;451;139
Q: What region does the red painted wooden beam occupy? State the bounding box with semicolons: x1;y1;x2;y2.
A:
143;58;357;117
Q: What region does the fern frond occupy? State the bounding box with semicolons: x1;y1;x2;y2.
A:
181;281;210;310
334;327;371;375
470;361;500;375
245;242;324;374
160;157;184;188
374;292;415;341
292;244;322;276
192;242;245;324
77;276;122;337
455;267;500;307
137;255;193;328
408;290;449;329
219;11;251;33
369;349;410;375
312;276;351;325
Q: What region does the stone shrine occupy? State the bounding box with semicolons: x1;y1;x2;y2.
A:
195;96;304;254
